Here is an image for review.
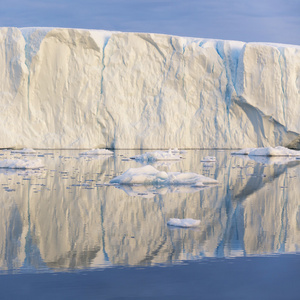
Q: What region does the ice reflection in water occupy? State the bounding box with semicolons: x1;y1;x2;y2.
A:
0;149;299;273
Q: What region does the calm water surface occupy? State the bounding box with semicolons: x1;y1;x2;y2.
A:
0;149;299;273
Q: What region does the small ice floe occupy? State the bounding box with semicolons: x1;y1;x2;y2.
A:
109;165;218;186
130;150;182;162
79;149;113;156
231;146;300;156
11;148;36;154
167;218;200;228
201;156;216;162
0;159;44;169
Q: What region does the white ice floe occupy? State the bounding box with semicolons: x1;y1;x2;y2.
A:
11;148;36;154
167;218;201;228
79;149;113;156
201;156;216;162
0;159;44;169
130;149;182;162
231;146;300;156
109;165;218;186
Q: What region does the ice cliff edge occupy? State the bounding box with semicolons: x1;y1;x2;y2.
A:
0;27;299;149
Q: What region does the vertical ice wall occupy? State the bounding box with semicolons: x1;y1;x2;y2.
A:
0;27;299;149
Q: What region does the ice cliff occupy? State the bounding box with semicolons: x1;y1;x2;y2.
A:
0;27;299;149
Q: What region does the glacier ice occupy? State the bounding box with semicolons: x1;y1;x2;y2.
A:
0;27;299;149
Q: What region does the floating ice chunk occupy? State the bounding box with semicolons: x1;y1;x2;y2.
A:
201;156;216;162
11;148;36;154
167;218;200;228
249;146;300;156
232;146;300;156
131;150;182;162
109;165;218;186
79;149;113;156
0;159;44;169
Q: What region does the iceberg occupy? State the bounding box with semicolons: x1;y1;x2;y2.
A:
167;218;201;228
0;27;299;149
109;165;218;186
232;146;300;156
0;159;44;169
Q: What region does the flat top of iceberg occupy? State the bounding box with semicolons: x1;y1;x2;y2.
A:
167;218;200;228
109;165;218;186
231;146;300;157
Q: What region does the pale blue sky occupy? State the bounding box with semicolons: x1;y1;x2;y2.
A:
0;0;299;45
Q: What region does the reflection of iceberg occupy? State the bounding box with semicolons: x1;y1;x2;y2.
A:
232;154;300;165
248;156;300;165
0;150;299;272
167;218;200;228
201;156;216;162
0;168;45;176
114;183;213;198
110;165;218;186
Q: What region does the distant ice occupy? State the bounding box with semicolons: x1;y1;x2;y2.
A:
0;159;44;169
79;149;113;156
201;156;216;162
109;165;218;186
11;148;36;154
130;149;183;162
167;218;200;228
231;146;300;156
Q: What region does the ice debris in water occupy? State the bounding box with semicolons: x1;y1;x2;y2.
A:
0;159;44;169
109;165;217;186
201;156;216;162
11;148;36;154
79;149;113;156
231;146;300;156
167;218;200;228
130;149;183;162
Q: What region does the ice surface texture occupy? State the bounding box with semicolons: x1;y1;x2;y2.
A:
0;27;299;149
110;165;218;186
